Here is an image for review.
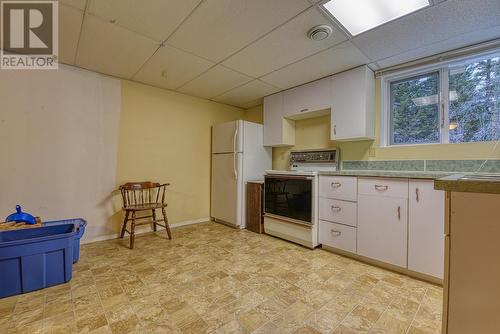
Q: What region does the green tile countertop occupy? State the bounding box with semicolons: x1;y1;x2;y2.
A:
434;174;500;194
319;170;451;179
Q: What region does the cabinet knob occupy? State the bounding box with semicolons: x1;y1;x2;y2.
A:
331;205;341;212
330;229;341;236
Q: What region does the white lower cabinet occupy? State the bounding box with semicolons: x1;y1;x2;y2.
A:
357;194;408;268
408;180;445;279
319;175;445;280
319;197;357;227
319;220;356;253
319;176;357;201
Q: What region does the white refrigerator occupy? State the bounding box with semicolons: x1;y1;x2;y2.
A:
211;120;272;229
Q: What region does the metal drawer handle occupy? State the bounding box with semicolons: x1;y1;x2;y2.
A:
331;206;341;212
331;182;341;188
300;108;309;113
397;206;401;220
331;229;341;236
415;187;420;202
374;184;388;191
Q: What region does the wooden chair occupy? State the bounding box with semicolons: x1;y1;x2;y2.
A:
119;182;171;249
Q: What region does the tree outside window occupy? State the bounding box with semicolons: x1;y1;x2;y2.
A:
386;53;500;146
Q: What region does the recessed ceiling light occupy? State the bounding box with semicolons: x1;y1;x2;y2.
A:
322;0;430;36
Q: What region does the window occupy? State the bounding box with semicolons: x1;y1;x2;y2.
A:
383;52;500;146
390;72;440;145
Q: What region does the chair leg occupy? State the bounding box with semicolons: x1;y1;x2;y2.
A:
161;207;172;240
152;209;157;232
130;211;136;249
120;211;129;238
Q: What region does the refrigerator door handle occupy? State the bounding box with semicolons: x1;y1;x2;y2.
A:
233;124;238;179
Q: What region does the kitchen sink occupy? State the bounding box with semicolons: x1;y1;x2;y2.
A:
459;174;500;182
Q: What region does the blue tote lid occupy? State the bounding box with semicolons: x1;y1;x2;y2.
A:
5;205;37;225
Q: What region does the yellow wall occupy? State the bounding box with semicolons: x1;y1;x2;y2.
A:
266;79;500;169
115;80;244;228
272;115;372;169
244;105;264;124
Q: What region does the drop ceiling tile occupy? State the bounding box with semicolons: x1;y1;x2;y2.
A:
368;62;381;71
222;7;348;77
260;41;369;90
241;99;264;109
167;0;312;62
76;15;159;79
213;80;280;107
87;0;201;41
352;0;500;63
133;45;214;90
177;65;253;99
375;25;500;69
58;4;83;65
60;0;86;11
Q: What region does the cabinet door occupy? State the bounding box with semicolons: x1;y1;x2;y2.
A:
263;92;283;146
447;192;500;334
408;180;445;279
331;66;374;140
358;194;408;267
283;77;331;117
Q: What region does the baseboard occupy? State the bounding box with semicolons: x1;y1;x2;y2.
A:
81;217;211;245
321;245;443;286
170;217;211;228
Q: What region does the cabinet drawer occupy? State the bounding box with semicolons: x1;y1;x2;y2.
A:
319;198;357;227
320;221;356;253
358;177;408;198
319;176;357;201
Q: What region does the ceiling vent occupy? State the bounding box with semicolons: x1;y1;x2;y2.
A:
307;25;333;41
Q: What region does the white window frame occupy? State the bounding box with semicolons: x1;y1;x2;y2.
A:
380;48;500;147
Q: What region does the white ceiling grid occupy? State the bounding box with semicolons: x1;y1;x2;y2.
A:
56;0;500;108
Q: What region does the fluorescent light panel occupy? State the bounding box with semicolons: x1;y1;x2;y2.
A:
323;0;430;36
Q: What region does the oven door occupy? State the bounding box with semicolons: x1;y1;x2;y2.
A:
264;175;313;225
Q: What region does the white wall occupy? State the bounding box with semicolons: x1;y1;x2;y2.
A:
0;65;121;241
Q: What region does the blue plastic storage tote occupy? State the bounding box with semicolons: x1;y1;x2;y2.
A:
0;224;76;298
43;218;87;263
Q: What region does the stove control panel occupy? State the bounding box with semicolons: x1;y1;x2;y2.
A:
289;149;339;171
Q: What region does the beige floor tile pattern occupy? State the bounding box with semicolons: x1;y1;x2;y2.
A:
0;222;443;333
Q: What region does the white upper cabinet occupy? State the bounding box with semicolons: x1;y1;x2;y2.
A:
263;92;295;147
283;76;332;119
331;66;375;141
263;65;375;146
408;180;445;279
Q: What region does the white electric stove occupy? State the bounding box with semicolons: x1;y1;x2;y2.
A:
264;149;339;248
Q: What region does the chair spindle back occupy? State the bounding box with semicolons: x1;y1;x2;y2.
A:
119;182;169;208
